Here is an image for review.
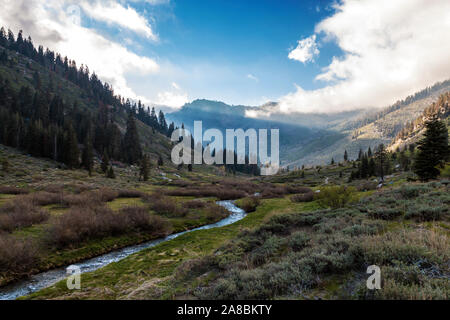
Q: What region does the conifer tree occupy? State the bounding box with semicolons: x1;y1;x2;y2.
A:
414;117;449;180
107;166;116;179
375;144;388;180
82;134;94;175
123;112;142;164
101;152;110;173
344;150;348;161
64;123;80;169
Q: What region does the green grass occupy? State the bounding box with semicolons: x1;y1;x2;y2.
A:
24;197;321;299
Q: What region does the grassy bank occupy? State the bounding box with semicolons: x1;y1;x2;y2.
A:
25;181;449;300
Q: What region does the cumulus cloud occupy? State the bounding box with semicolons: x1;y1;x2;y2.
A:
155;91;188;109
288;35;319;63
152;81;188;108
0;0;160;102
79;1;158;40
279;0;450;114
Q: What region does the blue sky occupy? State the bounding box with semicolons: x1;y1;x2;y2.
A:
88;0;340;106
1;0;449;113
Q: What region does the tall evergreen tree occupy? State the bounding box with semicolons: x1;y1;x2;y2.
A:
375;144;388;180
64;123;80;169
82;134;94;175
344;150;348;161
123;112;142;164
414;117;449;180
101;151;110;173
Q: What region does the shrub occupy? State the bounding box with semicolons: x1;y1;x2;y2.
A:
184;200;206;209
116;189;145;198
238;197;260;212
290;192;314;203
204;203;229;223
356;181;378;192
0;199;50;232
28;191;64;206
148;196;188;217
49;205;171;248
249;236;284;267
316;186;358;209
399;185;431;199
0;234;39;274
405;206;447;221
342;223;382;237
166;186;246;200
288;231;310;251
0;186;29;195
368;208;403;220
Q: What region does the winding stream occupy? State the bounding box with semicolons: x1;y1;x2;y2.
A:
0;200;246;300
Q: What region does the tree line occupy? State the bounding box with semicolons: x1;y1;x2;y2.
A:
0;27;181;173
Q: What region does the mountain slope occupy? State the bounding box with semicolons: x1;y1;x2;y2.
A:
284;80;450;166
0;40;173;165
389;91;450;151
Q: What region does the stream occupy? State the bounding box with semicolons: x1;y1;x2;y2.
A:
0;200;246;300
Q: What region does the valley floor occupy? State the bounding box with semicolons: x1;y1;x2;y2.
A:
0;145;449;300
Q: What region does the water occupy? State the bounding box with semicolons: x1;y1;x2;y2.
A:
0;200;246;300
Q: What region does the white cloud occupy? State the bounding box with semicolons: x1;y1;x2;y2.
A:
288;35;319;63
278;0;450;114
247;74;259;82
79;1;158;40
152;81;188;108
0;0;159;102
155;91;188;109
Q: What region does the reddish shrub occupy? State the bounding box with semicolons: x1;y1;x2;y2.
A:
49;205;171;248
0;234;39;274
185;200;206;209
0;186;29;195
0;199;50;232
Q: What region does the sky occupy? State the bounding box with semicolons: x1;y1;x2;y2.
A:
0;0;450;113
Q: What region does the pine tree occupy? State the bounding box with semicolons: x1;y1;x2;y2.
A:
369;157;376;176
375;144;388;180
358;148;363;161
414;117;449;180
107;166;116;179
158;154;164;167
158;110;168;134
101;152;110;173
123;112;142;164
64;123;80;169
82;134;94;175
360;154;369;178
331;158;335;165
368;147;373;158
344;150;348;161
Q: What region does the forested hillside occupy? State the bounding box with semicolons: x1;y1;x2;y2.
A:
0;27;175;170
389;92;450;151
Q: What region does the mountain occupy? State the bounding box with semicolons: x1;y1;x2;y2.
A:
0;29;174;167
167;99;334;164
389;91;450;151
169;80;450;167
